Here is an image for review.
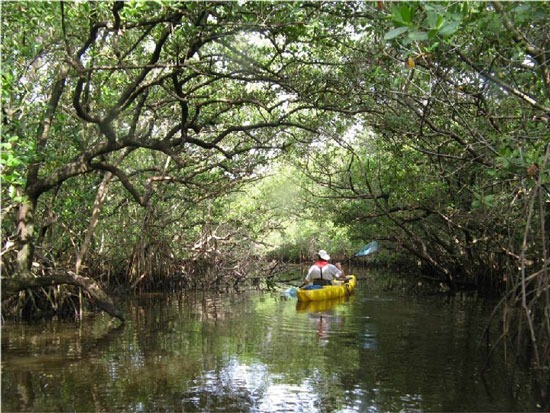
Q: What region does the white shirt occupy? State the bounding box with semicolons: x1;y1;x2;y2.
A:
306;263;343;283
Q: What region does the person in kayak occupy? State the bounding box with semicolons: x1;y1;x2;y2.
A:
304;250;346;286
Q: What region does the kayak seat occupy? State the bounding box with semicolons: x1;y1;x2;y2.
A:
302;285;323;290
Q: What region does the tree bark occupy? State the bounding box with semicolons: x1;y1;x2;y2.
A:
16;66;67;274
75;171;114;274
15;197;38;274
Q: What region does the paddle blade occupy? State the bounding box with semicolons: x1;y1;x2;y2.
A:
281;287;297;298
355;241;378;257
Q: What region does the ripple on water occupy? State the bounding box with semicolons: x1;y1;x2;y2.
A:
1;288;546;412
180;360;321;412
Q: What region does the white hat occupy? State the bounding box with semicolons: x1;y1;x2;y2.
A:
317;250;330;261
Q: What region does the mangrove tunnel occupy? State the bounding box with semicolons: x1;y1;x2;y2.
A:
1;1;549;410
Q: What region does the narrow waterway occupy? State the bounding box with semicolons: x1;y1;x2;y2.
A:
1;272;545;412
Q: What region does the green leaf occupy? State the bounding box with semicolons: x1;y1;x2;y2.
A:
391;4;412;25
425;12;440;29
462;1;469;16
399;4;413;23
514;4;531;13
427;40;440;51
483;195;495;207
438;21;460;36
384;26;409;40
408;30;428;41
6;157;22;167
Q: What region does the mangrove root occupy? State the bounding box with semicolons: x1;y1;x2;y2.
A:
1;271;125;322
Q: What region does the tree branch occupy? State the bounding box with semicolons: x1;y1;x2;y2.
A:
456;50;550;113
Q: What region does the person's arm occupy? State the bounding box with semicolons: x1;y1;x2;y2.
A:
303;266;314;285
334;262;346;279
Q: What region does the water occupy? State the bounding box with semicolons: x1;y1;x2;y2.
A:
1;277;546;412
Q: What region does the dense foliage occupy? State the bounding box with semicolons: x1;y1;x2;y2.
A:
1;1;548;376
293;1;550;374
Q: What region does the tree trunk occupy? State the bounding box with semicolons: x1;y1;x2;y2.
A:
15;197;38;275
10;184;124;322
75;171;114;274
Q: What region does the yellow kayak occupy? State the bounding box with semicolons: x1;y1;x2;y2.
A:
296;275;357;302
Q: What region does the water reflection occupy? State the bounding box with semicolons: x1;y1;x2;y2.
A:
296;297;350;345
181;358;320;412
296;296;348;313
2;284;546;411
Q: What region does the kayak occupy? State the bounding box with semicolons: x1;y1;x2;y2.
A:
296;275;357;302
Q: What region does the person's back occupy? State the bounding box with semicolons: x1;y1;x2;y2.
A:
305;250;345;286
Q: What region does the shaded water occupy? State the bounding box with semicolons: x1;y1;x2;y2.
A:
1;274;546;412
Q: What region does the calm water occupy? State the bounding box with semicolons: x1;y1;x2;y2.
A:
1;275;546;412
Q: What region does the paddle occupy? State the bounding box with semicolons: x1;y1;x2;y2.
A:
354;241;379;257
281;287;298;298
341;240;379;264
